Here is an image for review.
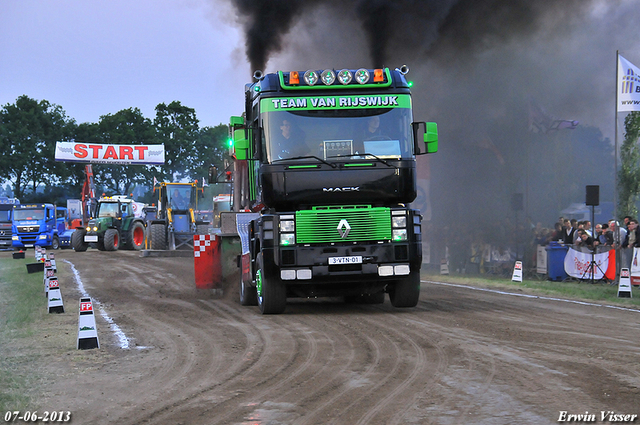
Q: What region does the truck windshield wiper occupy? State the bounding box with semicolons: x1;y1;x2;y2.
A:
329;153;398;169
272;155;337;168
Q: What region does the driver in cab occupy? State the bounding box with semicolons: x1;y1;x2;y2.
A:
274;118;310;159
171;189;188;210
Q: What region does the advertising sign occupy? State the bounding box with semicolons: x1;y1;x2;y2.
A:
55;142;165;165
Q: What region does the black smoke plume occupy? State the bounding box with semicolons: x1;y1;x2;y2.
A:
228;0;595;72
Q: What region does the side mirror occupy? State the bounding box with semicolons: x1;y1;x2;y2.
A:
423;122;438;154
208;166;218;184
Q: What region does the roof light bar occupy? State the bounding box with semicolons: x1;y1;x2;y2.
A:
355;68;370;84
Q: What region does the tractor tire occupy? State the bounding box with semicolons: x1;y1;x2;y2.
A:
71;229;88;252
256;253;286;314
104;229;120;251
389;271;421;308
150;224;167;250
127;221;145;250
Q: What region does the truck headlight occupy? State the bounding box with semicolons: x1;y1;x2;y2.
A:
280;233;295;246
12;236;18;240
392;229;407;242
280;220;295;232
392;216;407;228
39;234;47;240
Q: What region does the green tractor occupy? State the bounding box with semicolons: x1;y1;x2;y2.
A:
72;195;147;252
148;182;209;250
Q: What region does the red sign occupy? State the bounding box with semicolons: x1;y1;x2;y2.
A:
80;302;93;312
46;269;55;277
49;279;59;289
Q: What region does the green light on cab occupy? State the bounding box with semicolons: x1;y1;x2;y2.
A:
407;81;414;87
227;138;233;147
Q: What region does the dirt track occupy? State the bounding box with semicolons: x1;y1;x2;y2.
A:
29;249;640;424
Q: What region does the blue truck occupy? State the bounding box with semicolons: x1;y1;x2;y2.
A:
12;203;67;250
0;197;20;250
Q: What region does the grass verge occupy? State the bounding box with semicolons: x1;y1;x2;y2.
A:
423;271;640;309
0;254;78;412
0;255;46;411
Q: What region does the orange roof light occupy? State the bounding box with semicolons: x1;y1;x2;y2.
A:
373;69;384;82
290;71;300;85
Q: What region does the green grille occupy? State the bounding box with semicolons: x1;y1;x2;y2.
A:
295;206;391;244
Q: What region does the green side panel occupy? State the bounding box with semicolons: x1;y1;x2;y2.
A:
234;128;248;160
296;206;391;244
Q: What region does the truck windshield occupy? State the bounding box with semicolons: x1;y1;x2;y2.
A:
14;209;44;221
97;203;119;218
261;106;414;163
0;210;11;222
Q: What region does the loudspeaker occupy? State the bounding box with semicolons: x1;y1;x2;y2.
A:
586;185;599;206
511;193;523;211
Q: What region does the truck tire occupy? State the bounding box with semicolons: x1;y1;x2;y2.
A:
127;221;145;250
71;229;88;252
150;224;167;250
256;253;286;314
389;271;420;308
240;274;258;306
104;229;120;251
51;236;60;250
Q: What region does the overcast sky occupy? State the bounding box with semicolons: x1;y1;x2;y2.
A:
2;0;639;140
1;0;251;127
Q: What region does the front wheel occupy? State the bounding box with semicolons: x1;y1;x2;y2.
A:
256;253;286;314
72;229;88;252
127;221;145;250
104;229;120;251
50;236;60;250
389;271;420;308
150;224;167;250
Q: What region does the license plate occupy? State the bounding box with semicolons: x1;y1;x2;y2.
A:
328;256;362;265
25;244;33;248
84;235;98;242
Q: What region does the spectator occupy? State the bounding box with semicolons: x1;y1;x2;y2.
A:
584;220;593;237
599;223;613;246
575;229;595;249
573;220;586;244
622;219;639;268
562;219;576;244
610;220;627;248
549;222;563;242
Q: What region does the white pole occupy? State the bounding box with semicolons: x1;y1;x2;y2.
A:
615;50;620;280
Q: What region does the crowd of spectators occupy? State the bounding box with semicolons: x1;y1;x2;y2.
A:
531;215;640;269
428;215;640;276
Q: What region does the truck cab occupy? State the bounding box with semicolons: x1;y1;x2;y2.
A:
12;203;64;250
230;66;438;314
0;197;19;249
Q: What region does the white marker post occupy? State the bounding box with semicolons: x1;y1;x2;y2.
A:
77;298;99;349
618;268;633;298
47;277;64;313
511;261;523;282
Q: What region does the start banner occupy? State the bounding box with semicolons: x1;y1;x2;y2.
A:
55;142;165;165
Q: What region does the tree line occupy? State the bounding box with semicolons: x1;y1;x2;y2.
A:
0;95;229;204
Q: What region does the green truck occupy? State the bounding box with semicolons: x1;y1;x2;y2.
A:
227;65;438;314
